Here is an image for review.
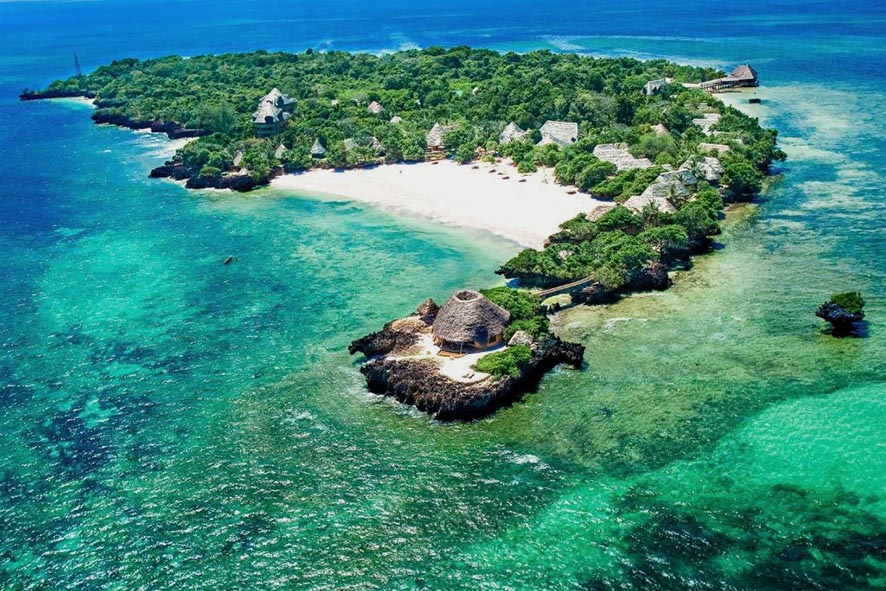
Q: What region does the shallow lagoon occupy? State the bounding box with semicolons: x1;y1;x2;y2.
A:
1;1;885;588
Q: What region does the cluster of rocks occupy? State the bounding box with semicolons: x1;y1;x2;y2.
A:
570;262;670;306
149;160;274;191
349;300;585;421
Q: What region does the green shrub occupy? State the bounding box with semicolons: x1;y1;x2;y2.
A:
198;165;221;177
480;287;549;338
829;292;865;314
474;345;532;379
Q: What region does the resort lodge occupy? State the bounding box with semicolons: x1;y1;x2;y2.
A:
432;290;511;353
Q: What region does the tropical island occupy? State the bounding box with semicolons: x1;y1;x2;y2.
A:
22;47;785;418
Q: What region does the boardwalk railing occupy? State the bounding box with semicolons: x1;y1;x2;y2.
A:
537;275;596;300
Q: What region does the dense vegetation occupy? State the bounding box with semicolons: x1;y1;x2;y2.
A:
473;345;532;379
37;47;731;181
35;47;783;295
480;287;549;340
499;184;724;289
828;292;865;315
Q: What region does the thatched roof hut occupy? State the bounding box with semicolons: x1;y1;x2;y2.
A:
623;170;697;215
252;88;295;137
538;121;579;147
680;156;724;183
698;142;731;154
426;123;456;148
390;115;403;124
593;143;653;171
432;290;511;350
368;101;385;114
232;150;244;168
692;113;721;135
343;138;358;151
311;139;326;158
499;122;528;145
643;79;669;96
274;144;287;159
731;64;759;85
651;123;671;137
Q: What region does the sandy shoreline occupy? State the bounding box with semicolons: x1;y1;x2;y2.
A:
272;160;607;249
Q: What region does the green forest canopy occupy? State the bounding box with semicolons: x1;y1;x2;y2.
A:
39;47;784;292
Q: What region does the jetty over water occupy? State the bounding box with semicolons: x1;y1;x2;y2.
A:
700;64;759;93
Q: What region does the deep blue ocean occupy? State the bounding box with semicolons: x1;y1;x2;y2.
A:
1;1;885;589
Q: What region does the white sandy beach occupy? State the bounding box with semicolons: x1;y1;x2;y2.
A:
272;160;608;249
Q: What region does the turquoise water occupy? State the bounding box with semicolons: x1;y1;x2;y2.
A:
1;1;885;589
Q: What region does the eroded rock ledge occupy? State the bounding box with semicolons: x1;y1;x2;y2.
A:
349;301;584;421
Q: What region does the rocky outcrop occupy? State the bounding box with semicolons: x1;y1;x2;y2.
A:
19;89;96;101
358;336;583;421
150;161;274;192
816;302;867;337
91;109;206;140
185;173;267;191
570;263;669;306
349;300;585;421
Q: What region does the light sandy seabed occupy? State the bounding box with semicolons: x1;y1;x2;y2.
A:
272;159;609;249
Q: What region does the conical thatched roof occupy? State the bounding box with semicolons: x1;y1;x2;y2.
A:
731;64;758;83
538;120;579;147
311;139;326;157
432;290;510;344
426;123;457;148
499;122;528;145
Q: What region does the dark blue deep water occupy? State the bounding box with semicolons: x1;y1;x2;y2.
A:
1;1;885;589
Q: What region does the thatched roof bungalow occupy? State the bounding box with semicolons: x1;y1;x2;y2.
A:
651;123;671;137
432;290;511;352
311;139;326;158
499;122;528;145
623;170;697;215
368;101;385;114
700;65;759;92
274;144;287;160
593;143;653;171
680;156;724;184
538;121;579;147
692;113;721;136
426;123;457;160
643;79;669;96
252;88;295;137
698;142;731;154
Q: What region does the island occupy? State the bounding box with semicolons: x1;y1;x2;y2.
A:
23;47;785;418
817;292;867;337
348;288;584;420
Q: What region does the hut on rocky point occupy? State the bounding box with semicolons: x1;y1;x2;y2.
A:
432;290;511;352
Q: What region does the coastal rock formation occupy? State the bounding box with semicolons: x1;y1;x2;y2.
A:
360;337;583;420
91;109;206;139
20;89;96;100
816;293;867;337
349;300;584;420
150;160;273;191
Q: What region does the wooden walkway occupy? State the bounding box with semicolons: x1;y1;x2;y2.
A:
537;275;596;300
